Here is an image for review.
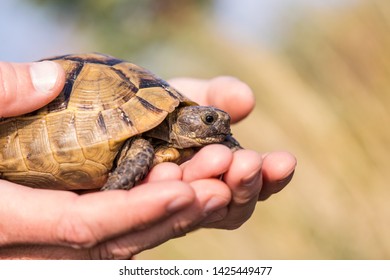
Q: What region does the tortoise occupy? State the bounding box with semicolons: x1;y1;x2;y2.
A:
0;53;241;191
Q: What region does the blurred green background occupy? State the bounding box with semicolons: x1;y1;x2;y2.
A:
1;0;389;259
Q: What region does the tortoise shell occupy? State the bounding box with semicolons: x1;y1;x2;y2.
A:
0;53;196;190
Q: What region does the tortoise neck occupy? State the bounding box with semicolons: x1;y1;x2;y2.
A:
143;113;174;143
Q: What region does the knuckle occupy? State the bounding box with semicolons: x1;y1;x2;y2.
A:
55;214;98;249
90;240;137;260
223;210;253;230
208;211;251;230
171;219;193;237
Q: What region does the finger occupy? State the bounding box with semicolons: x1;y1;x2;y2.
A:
181;144;233;182
168;76;255;123
89;179;231;259
0;61;65;117
168;77;208;105
142;162;183;183
206;76;255;123
258;152;297;201
0;244;90;260
0;180;194;248
202;149;263;229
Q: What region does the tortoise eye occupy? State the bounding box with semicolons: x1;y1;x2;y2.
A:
202;113;217;125
205;115;214;123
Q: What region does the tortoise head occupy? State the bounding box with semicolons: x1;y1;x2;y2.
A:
169;106;231;148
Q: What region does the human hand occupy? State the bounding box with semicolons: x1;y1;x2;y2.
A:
0;60;296;259
0;61;224;260
167;77;296;229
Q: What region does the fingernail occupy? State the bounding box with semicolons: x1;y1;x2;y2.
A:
204;197;227;215
276;170;295;188
242;170;261;187
30;61;59;94
167;196;192;213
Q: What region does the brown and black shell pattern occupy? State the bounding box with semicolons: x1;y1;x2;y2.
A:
0;53;194;190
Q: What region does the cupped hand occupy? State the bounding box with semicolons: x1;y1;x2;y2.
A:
168;77;296;229
0;60;296;259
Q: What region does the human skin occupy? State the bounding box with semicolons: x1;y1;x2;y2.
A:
0;62;296;259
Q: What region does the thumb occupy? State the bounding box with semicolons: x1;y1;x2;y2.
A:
0;61;65;117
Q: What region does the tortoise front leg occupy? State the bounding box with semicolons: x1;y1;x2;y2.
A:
101;138;154;191
153;145;197;166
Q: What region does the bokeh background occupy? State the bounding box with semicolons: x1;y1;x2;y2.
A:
1;0;389;259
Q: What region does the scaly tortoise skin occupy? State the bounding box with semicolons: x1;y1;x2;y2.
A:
0;53;240;191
